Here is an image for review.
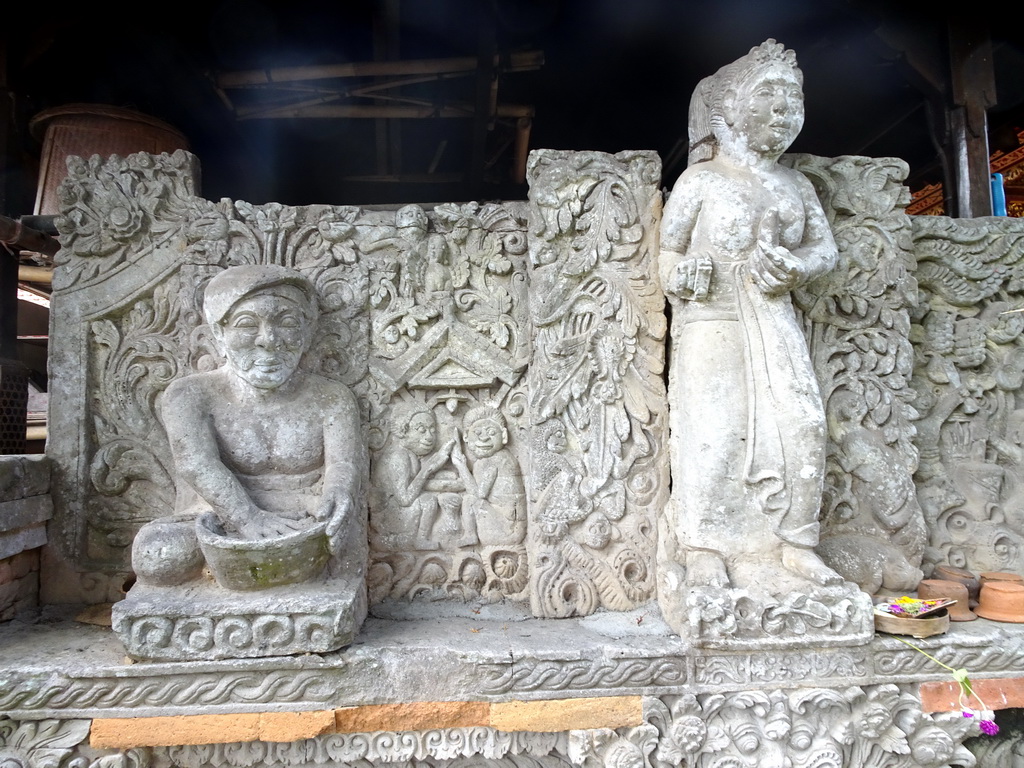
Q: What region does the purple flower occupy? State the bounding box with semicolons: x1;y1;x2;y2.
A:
962;711;974;718
979;720;999;736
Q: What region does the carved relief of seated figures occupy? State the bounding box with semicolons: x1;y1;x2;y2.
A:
134;265;362;590
370;403;459;551
451;407;526;547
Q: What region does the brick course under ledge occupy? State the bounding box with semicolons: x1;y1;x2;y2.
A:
919;676;1024;713
89;697;644;749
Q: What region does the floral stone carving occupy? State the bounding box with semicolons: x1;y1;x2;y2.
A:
785;154;926;593
656;40;871;647
570;685;982;768
525;149;668;618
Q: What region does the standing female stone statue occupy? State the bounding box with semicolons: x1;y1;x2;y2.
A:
659;40;841;590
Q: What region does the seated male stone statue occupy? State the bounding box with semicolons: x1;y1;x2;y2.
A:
134;264;362;589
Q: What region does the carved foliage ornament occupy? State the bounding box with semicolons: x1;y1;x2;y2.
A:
571;686;982;768
526;149;667;618
784;155;926;594
910;216;1024;575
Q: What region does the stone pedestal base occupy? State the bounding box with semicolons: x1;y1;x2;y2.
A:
659;565;873;650
112;577;365;661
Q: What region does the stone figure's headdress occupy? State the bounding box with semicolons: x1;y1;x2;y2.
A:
687;39;801;165
203;264;317;326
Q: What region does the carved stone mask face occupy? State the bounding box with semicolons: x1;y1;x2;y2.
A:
402;411;438;456
467;418;506;458
213;288;313;390
726;65;804;156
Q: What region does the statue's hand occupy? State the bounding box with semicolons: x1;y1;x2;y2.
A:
669;254;712;301
237;510;305;540
451;438;467;468
749;241;800;295
316;488;354;546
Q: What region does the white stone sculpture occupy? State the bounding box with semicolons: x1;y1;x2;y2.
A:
657;40;871;646
111;264;368;660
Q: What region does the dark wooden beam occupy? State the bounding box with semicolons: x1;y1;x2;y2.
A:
948;19;996;218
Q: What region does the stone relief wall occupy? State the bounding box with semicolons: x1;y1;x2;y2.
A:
47;148;666;618
573;687;979;768
909;215;1024;577
0;683;985;768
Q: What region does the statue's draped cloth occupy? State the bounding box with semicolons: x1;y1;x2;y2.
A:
669;256;826;555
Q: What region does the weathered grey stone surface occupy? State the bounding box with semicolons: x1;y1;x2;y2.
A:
786;154;927;595
0;609;1007;767
105;262;368;659
0;457;52;562
526;149;667;618
657;40;871;646
909;214;1024;577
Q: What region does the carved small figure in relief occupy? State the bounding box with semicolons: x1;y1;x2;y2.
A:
139;265;362;589
659;40;841;589
370;403;457;551
452;406;527;547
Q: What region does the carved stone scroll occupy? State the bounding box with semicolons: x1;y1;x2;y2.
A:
525;149;667;618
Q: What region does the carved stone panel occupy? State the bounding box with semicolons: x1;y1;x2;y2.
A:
364;202;533;606
909;216;1024;575
571;686;983;768
525;149;668;618
786;155;927;594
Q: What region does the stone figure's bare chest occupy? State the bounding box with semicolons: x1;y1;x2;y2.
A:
211;405;325;475
696;172;806;253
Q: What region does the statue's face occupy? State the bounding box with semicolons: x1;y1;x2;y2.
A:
728;64;804;156
402;411;438;456
467;418;505;458
215;290;312;390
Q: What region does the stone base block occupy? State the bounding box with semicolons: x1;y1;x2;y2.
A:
112;577;365;661
660;580;874;650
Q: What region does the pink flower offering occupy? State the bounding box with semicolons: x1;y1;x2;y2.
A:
980;720;999;736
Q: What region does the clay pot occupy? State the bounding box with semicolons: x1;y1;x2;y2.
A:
917;579;976;621
931;565;981;607
975;581;1024;623
979;571;1024;585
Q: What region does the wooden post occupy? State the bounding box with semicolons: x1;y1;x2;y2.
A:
948;20;996;218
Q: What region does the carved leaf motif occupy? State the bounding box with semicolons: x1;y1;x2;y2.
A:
564;177;642;277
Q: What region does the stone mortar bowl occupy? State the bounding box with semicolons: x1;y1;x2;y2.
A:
196;513;329;590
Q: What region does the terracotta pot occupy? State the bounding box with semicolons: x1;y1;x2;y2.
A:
917;579;976;621
931;564;981;607
975;581;1024;623
979;571;1024;585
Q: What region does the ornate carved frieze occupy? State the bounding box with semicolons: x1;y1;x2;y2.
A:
159;730;565;767
786;155;927;594
0;718;149;768
910;215;1024;575
364;201;532;604
571;686;982;768
525;149;667;618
